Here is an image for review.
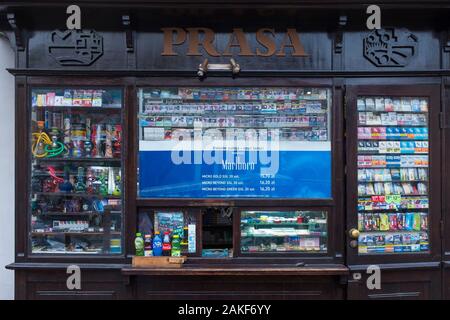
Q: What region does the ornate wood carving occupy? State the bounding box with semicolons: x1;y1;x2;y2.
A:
6;13;24;51
363;28;418;67
47;29;104;66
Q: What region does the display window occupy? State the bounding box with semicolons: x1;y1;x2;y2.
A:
137;86;332;199
29;87;124;254
240;210;328;253
356;96;430;255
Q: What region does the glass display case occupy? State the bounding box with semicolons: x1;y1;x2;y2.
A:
240;210;328;253
137;87;332;199
29;87;124;254
356;96;429;254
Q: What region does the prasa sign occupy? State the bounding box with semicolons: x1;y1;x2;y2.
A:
161;27;308;57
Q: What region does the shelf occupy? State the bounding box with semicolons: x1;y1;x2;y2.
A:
358;153;429;156
358;124;428;127
241;222;326;227
31;250;102;254
241;233;327;238
357;110;428;114
358;139;428;142
358;208;428;212
142;111;327;116
143;98;328;103
34;211;121;216
34;157;121;163
359;230;426;234
140;125;327;129
358;180;428;183
32;106;121;112
33;192;121;199
358;194;428;198
358;166;428;169
31;231;121;236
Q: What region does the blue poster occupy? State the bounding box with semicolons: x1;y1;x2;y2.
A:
138;142;331;198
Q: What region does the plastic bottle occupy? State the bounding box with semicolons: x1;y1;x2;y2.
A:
134;233;144;256
144;234;153;256
162;232;172;256
171;235;181;257
152;231;163;256
181;226;188;247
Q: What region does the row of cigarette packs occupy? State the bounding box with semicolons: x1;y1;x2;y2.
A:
358;232;429;254
143;88;328;101
357;97;428;112
358;196;428;211
358;111;427;126
358;168;428;182
358;141;429;154
358;212;427;232
33;90;106;107
357;127;428;140
358;181;427;196
139;115;328;128
358;155;428;168
142;127;329;142
143;101;327;115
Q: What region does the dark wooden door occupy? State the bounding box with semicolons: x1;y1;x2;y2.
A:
345;84;442;300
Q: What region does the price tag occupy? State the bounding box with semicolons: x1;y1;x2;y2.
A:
385;194;401;204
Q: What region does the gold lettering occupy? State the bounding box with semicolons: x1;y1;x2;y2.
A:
276;28;308;57
223;28;254;56
186;28;220;57
161;27;187;56
256;28;276;57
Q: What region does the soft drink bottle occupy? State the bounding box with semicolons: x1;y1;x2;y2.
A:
171;235;181;257
152;231;163;256
162;232;171;256
144;234;153;256
134;233;144;256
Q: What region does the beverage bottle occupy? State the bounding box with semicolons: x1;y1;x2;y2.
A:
134;233;144;256
181;226;188;247
152;231;163;256
144;234;153;256
171;235;181;257
162;232;172;256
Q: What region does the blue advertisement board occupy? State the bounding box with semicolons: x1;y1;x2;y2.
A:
138;145;331;198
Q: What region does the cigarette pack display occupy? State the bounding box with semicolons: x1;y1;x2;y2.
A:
356;95;430;255
139;87;331;143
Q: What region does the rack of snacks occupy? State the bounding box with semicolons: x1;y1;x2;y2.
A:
30;88;124;254
356;96;430;255
240;210;328;253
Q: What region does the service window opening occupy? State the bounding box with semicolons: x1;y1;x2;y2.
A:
201;208;233;258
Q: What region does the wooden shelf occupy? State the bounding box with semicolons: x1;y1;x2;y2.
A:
32;106;121;112
34;210;121;216
121;264;349;276
35;157;121;163
33;192;121;199
31;231;121;236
